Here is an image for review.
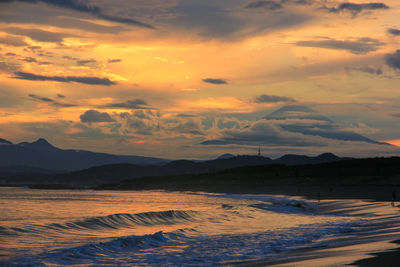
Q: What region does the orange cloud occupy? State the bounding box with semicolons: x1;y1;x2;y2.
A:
383;139;400;147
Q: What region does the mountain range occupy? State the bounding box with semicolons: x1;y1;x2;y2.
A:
0;138;168;171
0;137;350;187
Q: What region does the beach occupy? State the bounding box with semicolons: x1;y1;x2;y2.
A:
245;199;400;267
1;186;400;266
233;186;400;267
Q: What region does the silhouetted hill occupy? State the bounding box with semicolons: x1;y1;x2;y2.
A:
274;153;347;165
0;138;12;145
0;155;274;186
216;153;235;159
1;153;345;187
96;157;400;192
203;155;273;170
0;138;168;171
0;165;62;177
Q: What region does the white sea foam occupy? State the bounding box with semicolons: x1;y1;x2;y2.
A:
7;222;359;266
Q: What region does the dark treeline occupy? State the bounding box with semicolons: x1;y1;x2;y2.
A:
96;157;400;191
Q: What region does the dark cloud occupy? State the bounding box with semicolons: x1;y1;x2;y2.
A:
117;111;159;135
23;57;37;63
255;94;296;103
27;45;41;50
217;119;239;129
28;93;52;102
203;78;228;84
22;57;53;65
388;28;400;36
57;94;65;98
3;27;71;43
39;52;53;57
203;105;386;147
168;2;246;38
13;71;116;86
0;9;128;34
0;35;28;46
108;59;122;63
354;66;382;75
80;110;114;123
202;121;313;146
63;55;79;61
38;61;52;65
103;99;150;109
171;120;203;135
28;93;75;107
97;14;154;29
77;59;96;66
245;1;283;10
385;50;400;70
327;2;389;15
164;1;311;40
391;113;400;118
5;52;16;56
295;37;384;54
280;124;384;144
0;0;154;29
133;110;155;119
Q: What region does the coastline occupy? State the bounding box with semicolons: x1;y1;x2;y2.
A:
352;240;400;267
3;185;400;266
237;196;400;267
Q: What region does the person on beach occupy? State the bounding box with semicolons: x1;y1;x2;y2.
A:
391;191;396;207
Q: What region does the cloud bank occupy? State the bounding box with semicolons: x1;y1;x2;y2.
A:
0;0;154;29
13;72;116;86
296;37;384;54
80;110;114;123
203;78;228;84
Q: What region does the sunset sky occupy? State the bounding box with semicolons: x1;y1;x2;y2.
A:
1;0;400;159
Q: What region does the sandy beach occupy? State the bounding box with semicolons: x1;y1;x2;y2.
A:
234;195;400;267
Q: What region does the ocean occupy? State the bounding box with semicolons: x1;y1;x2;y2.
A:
0;187;397;266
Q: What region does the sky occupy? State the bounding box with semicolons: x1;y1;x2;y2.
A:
0;0;400;159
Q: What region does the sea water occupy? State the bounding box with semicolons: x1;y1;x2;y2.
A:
0;187;376;266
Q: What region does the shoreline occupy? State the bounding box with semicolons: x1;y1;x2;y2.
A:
351;240;400;266
239;197;400;267
3;185;400;266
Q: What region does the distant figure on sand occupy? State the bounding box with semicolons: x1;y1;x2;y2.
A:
391;191;396;207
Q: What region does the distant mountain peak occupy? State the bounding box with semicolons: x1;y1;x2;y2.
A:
264;105;332;122
0;138;13;145
32;138;52;146
19;138;55;149
317;152;339;159
217;153;235;160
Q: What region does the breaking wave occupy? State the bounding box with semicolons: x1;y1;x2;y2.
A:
0;210;198;237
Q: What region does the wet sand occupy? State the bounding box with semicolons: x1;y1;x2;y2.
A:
235;196;400;267
350;240;400;267
263;186;400;266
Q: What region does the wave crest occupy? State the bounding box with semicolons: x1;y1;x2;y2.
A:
1;210;198;236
